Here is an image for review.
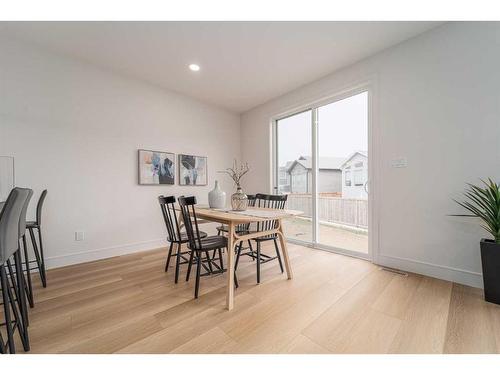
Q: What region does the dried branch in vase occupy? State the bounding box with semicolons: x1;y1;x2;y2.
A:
218;159;250;189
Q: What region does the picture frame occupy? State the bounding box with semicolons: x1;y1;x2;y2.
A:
178;154;208;186
138;149;175;185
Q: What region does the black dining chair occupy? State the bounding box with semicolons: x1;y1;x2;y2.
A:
215;195;257;288
235;193;287;284
158;195;208;283
0;188;31;354
216;194;257;237
177;196;226;298
25;189;47;288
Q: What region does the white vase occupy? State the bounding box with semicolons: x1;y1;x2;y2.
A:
208;180;226;209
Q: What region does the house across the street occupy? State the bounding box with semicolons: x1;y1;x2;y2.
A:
341;151;368;199
285;156;344;193
280;152;368;198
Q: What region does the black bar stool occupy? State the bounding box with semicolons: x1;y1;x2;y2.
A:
26;189;48;289
177;196;226;298
158;195;208;283
0;188;32;354
15;188;33;319
235;193;287;284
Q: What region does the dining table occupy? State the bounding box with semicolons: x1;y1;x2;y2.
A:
177;205;302;310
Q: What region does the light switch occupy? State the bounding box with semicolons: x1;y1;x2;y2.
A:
75;231;85;241
391;157;408;168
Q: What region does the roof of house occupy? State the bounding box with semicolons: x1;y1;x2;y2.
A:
340;151;368;169
287;156;345;172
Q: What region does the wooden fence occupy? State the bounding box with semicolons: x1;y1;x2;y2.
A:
286;194;368;229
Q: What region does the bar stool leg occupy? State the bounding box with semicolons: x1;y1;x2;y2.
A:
0;265;15;354
22;235;34;308
14;250;30;351
37;228;47;287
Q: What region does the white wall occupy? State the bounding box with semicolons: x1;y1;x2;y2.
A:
0;35;241;268
241;22;500;288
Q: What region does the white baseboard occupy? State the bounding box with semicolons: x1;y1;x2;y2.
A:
44;238;168;270
43;238;483;289
376;253;483;288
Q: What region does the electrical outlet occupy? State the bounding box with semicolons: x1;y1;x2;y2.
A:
75;231;85;241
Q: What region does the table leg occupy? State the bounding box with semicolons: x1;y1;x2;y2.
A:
277;219;293;280
226;222;236;310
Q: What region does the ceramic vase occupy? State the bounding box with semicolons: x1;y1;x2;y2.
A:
208;180;226;209
231;186;248;211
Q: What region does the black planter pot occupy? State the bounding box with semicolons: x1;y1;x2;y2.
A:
480;238;500;305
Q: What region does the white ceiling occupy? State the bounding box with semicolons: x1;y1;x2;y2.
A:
0;22;442;113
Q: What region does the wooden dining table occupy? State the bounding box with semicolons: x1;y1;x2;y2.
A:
177;206;302;310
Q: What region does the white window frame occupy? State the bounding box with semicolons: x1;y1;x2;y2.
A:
270;79;378;262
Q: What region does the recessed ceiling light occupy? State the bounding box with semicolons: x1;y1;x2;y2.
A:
189;64;200;72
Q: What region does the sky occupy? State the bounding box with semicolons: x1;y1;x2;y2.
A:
277;91;368;167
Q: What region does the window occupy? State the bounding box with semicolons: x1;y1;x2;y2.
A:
273;90;369;254
345;170;351;186
354;169;364;186
279;167;288;185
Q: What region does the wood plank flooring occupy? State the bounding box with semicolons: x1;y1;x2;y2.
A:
11;242;500;353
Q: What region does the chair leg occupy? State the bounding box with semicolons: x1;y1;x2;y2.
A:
37;229;47;288
0;335;5;354
234;242;243;272
218;248;224;270
273;238;284;273
164;242;173;272
174;243;182;284
186;248;194;282
256;241;261;284
234;243;243;289
194;252;201;298
205;251;214;273
22;235;34;308
13;250;30;351
0;265;15;353
249;240;255;261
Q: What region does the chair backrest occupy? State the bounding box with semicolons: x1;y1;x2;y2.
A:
0;188;31;264
177;196;204;250
158;195;182;243
255;193;288;232
19;188;33;238
247;194;257;208
35;189;47;226
237;195;257;232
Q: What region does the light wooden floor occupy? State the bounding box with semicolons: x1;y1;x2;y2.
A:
15;242;500;354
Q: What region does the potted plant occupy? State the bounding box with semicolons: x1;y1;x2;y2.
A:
455;179;500;304
219;160;250;211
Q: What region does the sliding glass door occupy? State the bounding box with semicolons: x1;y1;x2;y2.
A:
274;90;370;257
276;110;313;243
